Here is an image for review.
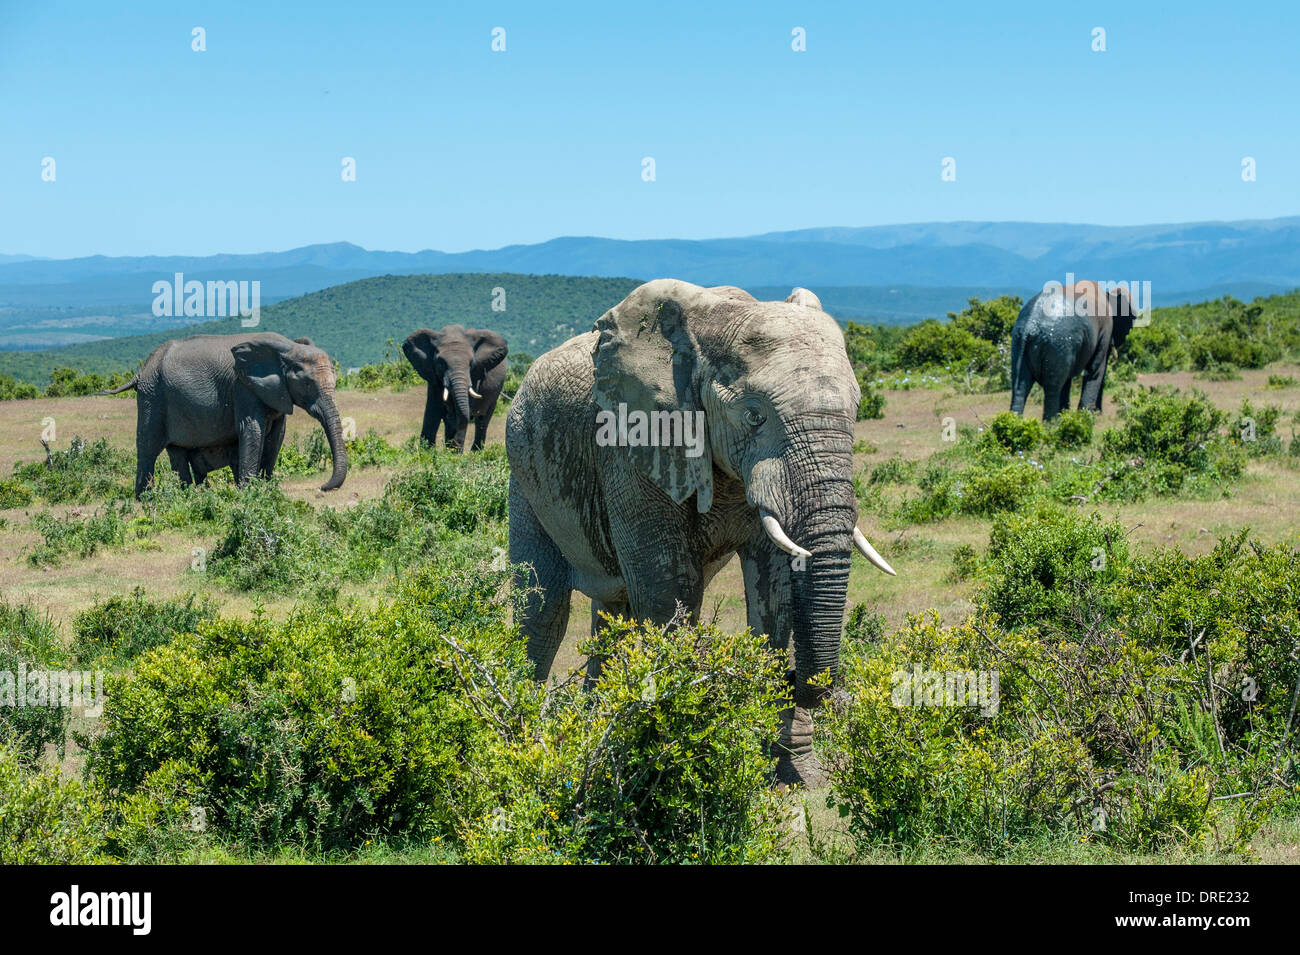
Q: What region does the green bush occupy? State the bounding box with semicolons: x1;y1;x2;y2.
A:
0;479;34;509
0;602;70;758
87;566;520;851
982;411;1043;453
982;506;1128;630
1124;322;1188;372
12;437;134;503
206;479;332;593
896;320;996;371
0;742;105;863
1048;409;1094;449
27;503;130;567
456;615;787;864
71;588;218;668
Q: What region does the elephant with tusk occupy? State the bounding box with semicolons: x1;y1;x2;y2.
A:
402;325;509;452
506;279;895;786
106;332;349;497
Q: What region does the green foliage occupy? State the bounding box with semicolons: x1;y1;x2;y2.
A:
206;480;331;594
27;502;130;567
11;436;134;503
947;294;1022;346
0;742;105;864
0;602;70;758
0;479;34;509
1123;321;1188;372
1100;387;1243;497
456;615;787;864
71;588;218;668
982;411;1043;452
87;566;787;862
896;319;996;371
1048;409;1094;449
982;506;1128;631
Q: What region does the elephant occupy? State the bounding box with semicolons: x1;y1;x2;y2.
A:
506;279;896;786
402;325;509;451
1010;280;1139;420
106;332;349;497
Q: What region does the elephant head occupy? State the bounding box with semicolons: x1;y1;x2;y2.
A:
403;325;509;425
591;280;893;704
231;337;348;491
1106;285;1139;353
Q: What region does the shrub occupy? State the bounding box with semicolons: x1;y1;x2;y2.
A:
825;608;1261;856
12;437;133;503
87;566;521;851
206;479;333;594
961;461;1042;516
982;506;1128;630
1231;399;1282;456
868;455;914;485
1048;409;1094;449
896;320;996;371
0;479;33;509
456;615;787;864
0;602;69;758
1124;322;1188;372
71;588;218;668
982;411;1043;453
27;503;129;567
0;742;105;864
1266;374;1297;389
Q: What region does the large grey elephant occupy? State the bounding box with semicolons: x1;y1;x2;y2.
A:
402;325;508;451
1010;281;1139;420
107;332;348;497
506;279;896;786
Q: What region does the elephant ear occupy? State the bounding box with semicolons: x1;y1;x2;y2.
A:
468;329;508;372
231;340;293;415
592;287;713;513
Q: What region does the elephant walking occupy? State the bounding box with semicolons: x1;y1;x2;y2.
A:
1010;281;1139;420
506;280;896;786
402;325;508;451
106;332;348;497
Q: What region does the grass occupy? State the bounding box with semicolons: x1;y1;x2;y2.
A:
3;364;1300;863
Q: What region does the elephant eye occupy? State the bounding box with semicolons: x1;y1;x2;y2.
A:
743;406;766;428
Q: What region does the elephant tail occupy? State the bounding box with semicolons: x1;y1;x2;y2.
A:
96;374;138;396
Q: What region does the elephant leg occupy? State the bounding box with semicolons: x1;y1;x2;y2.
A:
1057;379;1072;416
1041;381;1065;421
509;477;573;680
471;413;491;452
449;419;469;453
421;381;445;448
134;411;166;498
260;415;286;478
1079;339;1111;411
740;541;822;786
584;597;629;689
1009;336;1032;415
165;446;194;486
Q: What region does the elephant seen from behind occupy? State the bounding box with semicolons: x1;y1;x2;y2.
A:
403;325;508;451
1010;280;1140;421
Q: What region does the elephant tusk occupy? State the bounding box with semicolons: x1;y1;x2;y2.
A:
442;387;449;402
760;511;811;559
468;386;482;399
854;527;896;576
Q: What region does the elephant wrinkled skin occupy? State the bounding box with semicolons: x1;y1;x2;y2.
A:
1010;281;1138;420
506;280;895;786
109;332;349;497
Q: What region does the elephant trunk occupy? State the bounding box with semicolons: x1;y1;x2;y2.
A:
309;391;349;491
447;368;473;425
789;508;854;703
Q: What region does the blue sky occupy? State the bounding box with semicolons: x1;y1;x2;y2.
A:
2;0;1297;257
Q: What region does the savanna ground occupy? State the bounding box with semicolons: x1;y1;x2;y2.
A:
3;365;1300;863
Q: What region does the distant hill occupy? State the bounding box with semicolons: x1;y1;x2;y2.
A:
2;217;1297;343
0;274;642;384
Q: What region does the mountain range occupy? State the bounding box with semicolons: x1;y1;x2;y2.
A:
1;217;1297;350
